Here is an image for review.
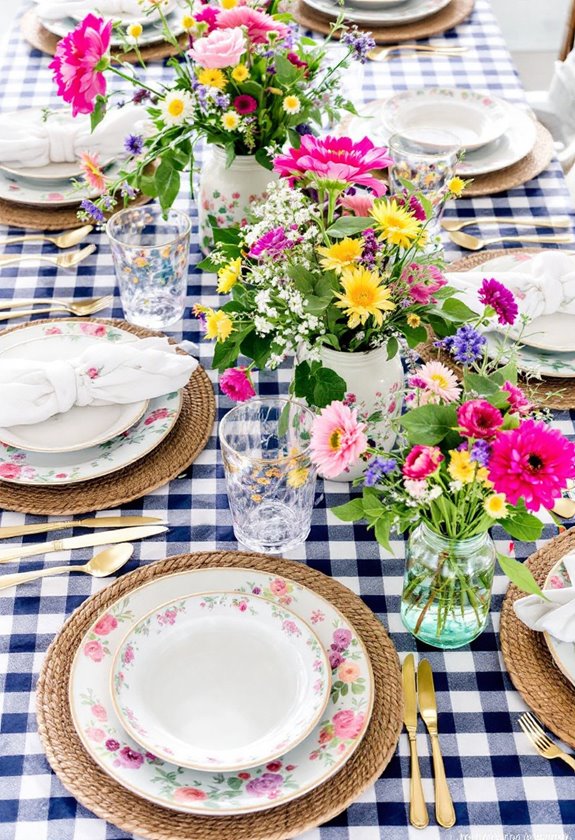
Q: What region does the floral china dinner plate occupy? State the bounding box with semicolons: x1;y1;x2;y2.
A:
110;591;330;772
40;7;185;46
69;567;374;815
484;332;575;379
0;160;123;208
543;558;575;688
302;0;451;28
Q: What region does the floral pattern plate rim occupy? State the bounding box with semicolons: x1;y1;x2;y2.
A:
543;557;575;688
485;331;575;379
301;0;451;27
69;567;374;815
40;7;185;47
110;590;331;772
0;321;182;486
0;159;123;208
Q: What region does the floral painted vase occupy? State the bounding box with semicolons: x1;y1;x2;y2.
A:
198;146;278;254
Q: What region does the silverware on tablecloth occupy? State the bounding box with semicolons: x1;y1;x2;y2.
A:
0;516;165;540
0;243;96;270
0;544;133;591
448;231;575;251
368;44;469;62
0;525;167;564
0;295;112;320
519;713;575;771
0;225;93;249
418;660;456;828
442;216;572;232
403;653;429;829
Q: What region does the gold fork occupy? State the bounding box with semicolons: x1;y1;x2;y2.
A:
0;295;112;321
519;713;575;770
442;216;572;232
448;230;574;251
368;44;469;62
0;225;93;249
0;243;96;269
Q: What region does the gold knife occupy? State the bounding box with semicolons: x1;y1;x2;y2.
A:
418;659;456;828
0;525;167;564
403;654;429;829
0;516;165;540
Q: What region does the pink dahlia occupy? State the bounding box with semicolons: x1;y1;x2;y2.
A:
502;380;532;416
49;14;112;117
220;367;255;402
457;399;503;440
478;277;518;326
216;7;289;44
488;418;575;511
234;94;257;114
310;401;368;478
273;136;392;197
400;262;447;305
402;445;443;480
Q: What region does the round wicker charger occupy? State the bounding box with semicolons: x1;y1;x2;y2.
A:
500;528;575;749
294;0;474;44
0;191;150;232
36;550;403;840
0;318;215;515
21;8;188;63
417;249;575;411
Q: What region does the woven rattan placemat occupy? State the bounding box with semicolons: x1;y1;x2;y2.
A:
0;191;150;231
500;528;575;749
417;249;575;411
294;0;473;43
21;8;188;62
36;550;403;840
0;319;215;515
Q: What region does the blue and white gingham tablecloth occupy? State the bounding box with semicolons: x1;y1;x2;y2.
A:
1;1;575;837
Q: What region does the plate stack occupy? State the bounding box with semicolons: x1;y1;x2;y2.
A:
300;0;454;28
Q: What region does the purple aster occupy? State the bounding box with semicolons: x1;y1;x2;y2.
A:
120;182;137;200
470;439;491;467
124;134;144;155
361;227;379;267
132;88;150;105
440;325;487;366
79;199;105;223
341;27;376;63
295;123;314;136
249;226;296;259
364;456;397;487
478;277;518;326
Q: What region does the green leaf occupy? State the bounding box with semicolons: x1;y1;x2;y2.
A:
274;53;300;84
399;323;429;348
225;144;236;168
500;506;543;542
442;297;479;322
304;294;332;315
287;264;316;293
255;147;273;170
399;404;458;445
213;227;241;246
154;158;180;212
90;96;107;132
491;360;518;385
386;336;399;360
463;372;500;397
326;217;374;238
333;498;364;522
138;173;158;198
374;514;393;553
227;777;243;790
313;366;347;408
497;552;548;598
292;360;313;403
240;330;273;368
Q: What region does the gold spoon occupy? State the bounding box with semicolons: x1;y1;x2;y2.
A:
0;295;112;320
448;230;574;251
0;543;133;591
0;225;93;249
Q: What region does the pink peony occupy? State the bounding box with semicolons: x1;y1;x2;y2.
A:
83;640;104;662
91;703;107;721
189;26;245;68
273;136;392;197
400;263;447;305
310;400;368;479
49;14;112;116
220;367;255;402
93;613;118;635
216;6;289;44
332;709;365;740
488;418;575;511
80;322;107;336
402;445;443;480
114;746;144;769
502;380;532;415
339;193;377;216
457;399;503;440
270;578;288;596
86;727;105;742
0;463;21;479
173;787;208;803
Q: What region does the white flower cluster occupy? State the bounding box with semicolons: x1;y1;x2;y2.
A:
403;480;443;506
245;181;320;248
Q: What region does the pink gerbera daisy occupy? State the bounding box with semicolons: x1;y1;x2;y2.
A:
79;151;106;192
49;14;112;116
233;94;257;115
488;418;575;511
310;401;368;478
411;360;461;403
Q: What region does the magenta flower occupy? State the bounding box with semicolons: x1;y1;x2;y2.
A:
478;278;518;325
457;400;503;440
310;400;368;478
114;746;144;769
502;380;532;415
286;52;308;71
488;419;575;511
216;7;289;44
249;226;296;258
194;5;220;31
273;136;392;196
400;263;447;305
402;445;443;480
49;14;112;116
220;367;255;402
234;94;257;114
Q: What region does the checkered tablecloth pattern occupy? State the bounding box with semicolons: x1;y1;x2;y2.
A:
1;1;575;838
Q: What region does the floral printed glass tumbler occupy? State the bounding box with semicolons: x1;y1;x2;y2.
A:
107;206;191;329
219;398;317;554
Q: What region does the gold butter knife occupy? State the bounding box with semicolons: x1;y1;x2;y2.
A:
403;653;429;829
0;516;165;540
418;659;456;828
0;525;167;564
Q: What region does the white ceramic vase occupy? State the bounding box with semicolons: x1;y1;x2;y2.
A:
317;344;404;482
197;146;278;254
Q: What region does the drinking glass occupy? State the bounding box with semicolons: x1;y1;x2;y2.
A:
219;398;317;554
107;205;190;329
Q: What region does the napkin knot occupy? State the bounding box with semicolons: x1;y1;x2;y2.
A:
44;359;79;413
46;122;78;163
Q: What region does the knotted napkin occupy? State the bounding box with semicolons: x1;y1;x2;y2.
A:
514;554;575;643
0;337;197;428
446;251;575;320
0;105;147;169
35;0;154;21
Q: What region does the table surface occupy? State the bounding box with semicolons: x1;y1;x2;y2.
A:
1;2;575;839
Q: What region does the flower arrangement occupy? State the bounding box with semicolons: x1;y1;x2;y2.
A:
195;134;469;408
49;3;371;217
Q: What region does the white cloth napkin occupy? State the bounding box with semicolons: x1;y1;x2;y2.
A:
549;48;575;137
0;105;147;169
0;337;197;428
446;251;575;320
514;554;575;643
35;0;145;21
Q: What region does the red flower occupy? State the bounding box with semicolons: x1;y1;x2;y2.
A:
457;399;503;440
220;367;255;402
234;94;258;114
402;445;443;480
49;14;112;116
266;761;282;772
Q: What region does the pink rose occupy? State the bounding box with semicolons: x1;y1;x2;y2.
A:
457;399;503;440
114;746;144;769
220;367;255;402
91;703;107;721
332;709;365;740
0;463;21;479
270;578;288;596
84;640;104;662
93;613;118;635
86;367;99;379
80;322;107;337
123;644;134;665
45;327;62;335
189;26;245;69
402;445;443;480
86;726;105;742
173;786;208;802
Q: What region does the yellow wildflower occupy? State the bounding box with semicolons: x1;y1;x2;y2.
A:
282;95;301;114
217;257;241;293
447;176;466;197
221;0;237;7
205;310;234;342
447;449;475;484
197;68;227;89
484;493;508;519
222;110;240;130
287;467;309;489
126;22;143;38
370;198;423;249
181;13;195;29
231;64;249;82
335;266;395;329
407;313;421;328
316;238;363;274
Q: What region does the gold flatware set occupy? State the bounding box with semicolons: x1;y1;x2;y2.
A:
519;713;575;771
403;654;456;829
448;230;574;251
368;44;469;62
0;224;95;274
442;215;574;250
0;224;93;249
0;294;112;320
0;544;134;591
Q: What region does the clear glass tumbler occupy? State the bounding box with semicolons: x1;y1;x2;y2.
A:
219;398;317;554
107;205;191;329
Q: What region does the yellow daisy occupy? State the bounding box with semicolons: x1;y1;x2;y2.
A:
217;257;241;294
221;110;240;130
283;95;301;114
334;266;396;329
126;22;143;38
407;313;421;328
181;13;195;30
316;238;363;274
369;199;423;249
447;450;476;484
484;493;508;519
205;310;234;342
197;68;227;89
221;0;237;7
447;176;466;198
231;63;249;82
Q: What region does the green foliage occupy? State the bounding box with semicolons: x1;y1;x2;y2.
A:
399;404;458;445
497;552;547;598
292;360;346;409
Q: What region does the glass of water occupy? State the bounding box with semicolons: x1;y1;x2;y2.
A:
219;398;317;554
107;205;190;329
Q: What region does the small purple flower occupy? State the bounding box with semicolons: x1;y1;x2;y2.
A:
470;439;491;467
361;227;379;267
245;773;283;797
132;88;150;104
124;133;144;155
251;586;262;595
114;746;144;769
249;226;297;259
120;182;137;200
440;325;487;366
329;650;344;669
295;123;314;136
332;628;352;651
341;27;376;63
478;277;518;326
80;199;105;223
364;456;397;487
105;738;120;752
